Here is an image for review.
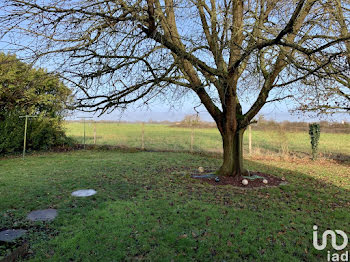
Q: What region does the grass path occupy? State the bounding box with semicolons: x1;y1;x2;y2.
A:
0;150;349;261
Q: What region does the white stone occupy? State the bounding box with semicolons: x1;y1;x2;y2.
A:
71;189;97;197
192;174;215;179
242;179;249;185
262;179;268;184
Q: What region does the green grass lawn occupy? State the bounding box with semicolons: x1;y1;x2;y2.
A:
0;150;349;261
64;122;350;158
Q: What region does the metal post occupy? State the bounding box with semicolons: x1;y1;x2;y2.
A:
190;126;194;152
141;122;145;150
248;125;252;155
23;116;28;158
79;117;93;149
19;115;38;158
93;123;96;145
83;118;86;149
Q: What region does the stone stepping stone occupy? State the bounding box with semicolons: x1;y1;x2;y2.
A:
71;189;97;197
243;175;264;180
27;209;58;222
192;174;216;179
0;229;26;242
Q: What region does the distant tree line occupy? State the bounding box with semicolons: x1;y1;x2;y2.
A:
173;115;349;134
253;116;349;134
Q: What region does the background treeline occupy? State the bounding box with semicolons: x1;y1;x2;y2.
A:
170;115;350;134
253;118;349;134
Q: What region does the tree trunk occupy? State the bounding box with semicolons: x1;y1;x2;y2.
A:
217;128;248;177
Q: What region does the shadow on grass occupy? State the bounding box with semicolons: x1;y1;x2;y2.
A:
323;152;350;164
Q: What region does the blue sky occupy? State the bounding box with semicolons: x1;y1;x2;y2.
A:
67;95;350;123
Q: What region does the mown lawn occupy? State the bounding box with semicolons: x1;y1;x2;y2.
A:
64;122;350;157
0;150;349;261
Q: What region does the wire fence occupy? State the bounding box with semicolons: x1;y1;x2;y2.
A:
64;121;350;160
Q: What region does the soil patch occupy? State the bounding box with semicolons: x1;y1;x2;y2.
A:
192;171;286;188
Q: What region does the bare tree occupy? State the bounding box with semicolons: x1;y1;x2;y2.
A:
294;0;350;114
1;0;349;176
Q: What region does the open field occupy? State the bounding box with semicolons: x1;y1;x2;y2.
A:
0;150;349;261
64;122;350;159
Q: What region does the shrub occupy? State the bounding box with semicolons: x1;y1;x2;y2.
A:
0;112;74;155
309;123;321;160
0;52;74;155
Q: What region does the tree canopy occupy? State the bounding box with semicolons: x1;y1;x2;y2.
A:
1;0;349;175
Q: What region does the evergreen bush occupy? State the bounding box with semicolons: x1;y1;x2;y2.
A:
309;123;321;160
